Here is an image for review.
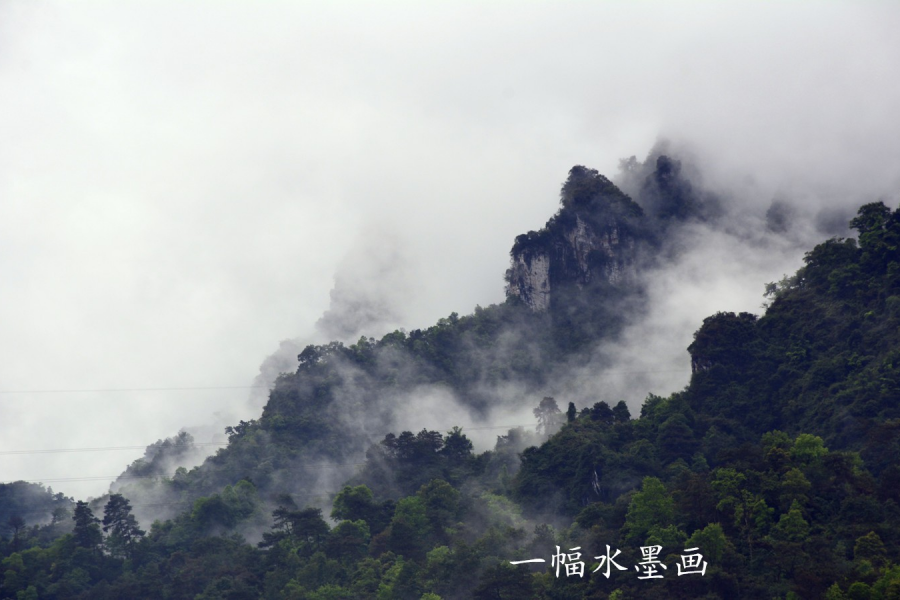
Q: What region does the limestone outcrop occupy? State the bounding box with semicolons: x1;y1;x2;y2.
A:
505;166;642;311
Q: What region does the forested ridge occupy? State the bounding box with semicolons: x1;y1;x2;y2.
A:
3;163;900;599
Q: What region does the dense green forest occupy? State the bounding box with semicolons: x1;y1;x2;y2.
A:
3;162;900;599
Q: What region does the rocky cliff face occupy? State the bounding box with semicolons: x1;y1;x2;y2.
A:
507;251;552;311
505;166;643;311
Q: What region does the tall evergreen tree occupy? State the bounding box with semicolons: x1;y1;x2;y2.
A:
102;494;144;559
534;397;561;435
6;515;24;552
72;501;102;551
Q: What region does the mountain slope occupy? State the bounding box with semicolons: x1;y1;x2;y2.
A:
5;164;900;599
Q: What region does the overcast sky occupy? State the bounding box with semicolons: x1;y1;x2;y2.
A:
2;1;899;500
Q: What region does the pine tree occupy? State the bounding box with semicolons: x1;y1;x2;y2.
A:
72;501;102;551
6;515;25;552
102;494;144;559
533;397;561;435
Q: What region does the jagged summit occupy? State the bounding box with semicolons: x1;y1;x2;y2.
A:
504;166;643;311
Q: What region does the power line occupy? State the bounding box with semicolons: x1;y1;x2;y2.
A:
0;490;336;518
2;423;541;484
8;463;368;485
0;442;228;456
0;424;536;457
0;369;690;396
0;385;268;395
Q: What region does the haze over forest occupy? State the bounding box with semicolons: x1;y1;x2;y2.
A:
2;0;900;505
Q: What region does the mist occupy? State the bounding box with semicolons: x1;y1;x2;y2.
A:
1;2;899;503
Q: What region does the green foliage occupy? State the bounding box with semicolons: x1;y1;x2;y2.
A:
118;431;196;482
825;583;847;600
332;485;375;522
260;505;330;555
533;397;562;436
72;501;102;551
656;413;697;463
685;523;729;563
791;433;828;463
191;480;264;534
612;400;631;423
559;165;642;218
325;520;370;563
441;427;474;464
416;480;460;538
8;188;900;598
102;494;145;560
779;467;812;510
770;500;809;542
387;497;429;561
472;562;535;600
566;402;576;423
623;477;675;543
331;485;392;536
854;531;887;567
848;582;874;600
0;482;72;542
359;429;481;500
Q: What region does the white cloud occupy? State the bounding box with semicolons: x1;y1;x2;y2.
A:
1;1;898;498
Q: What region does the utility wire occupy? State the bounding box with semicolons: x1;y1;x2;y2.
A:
0;385;268;395
0;369;689;396
3;422;540;485
0;490;335;518
0;424;536;457
11;465;369;484
8;461;376;485
0;442;228;456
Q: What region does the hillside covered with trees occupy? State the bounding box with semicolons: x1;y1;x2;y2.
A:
3;162;900;599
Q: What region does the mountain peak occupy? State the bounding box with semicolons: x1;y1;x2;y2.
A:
505;166;643;311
